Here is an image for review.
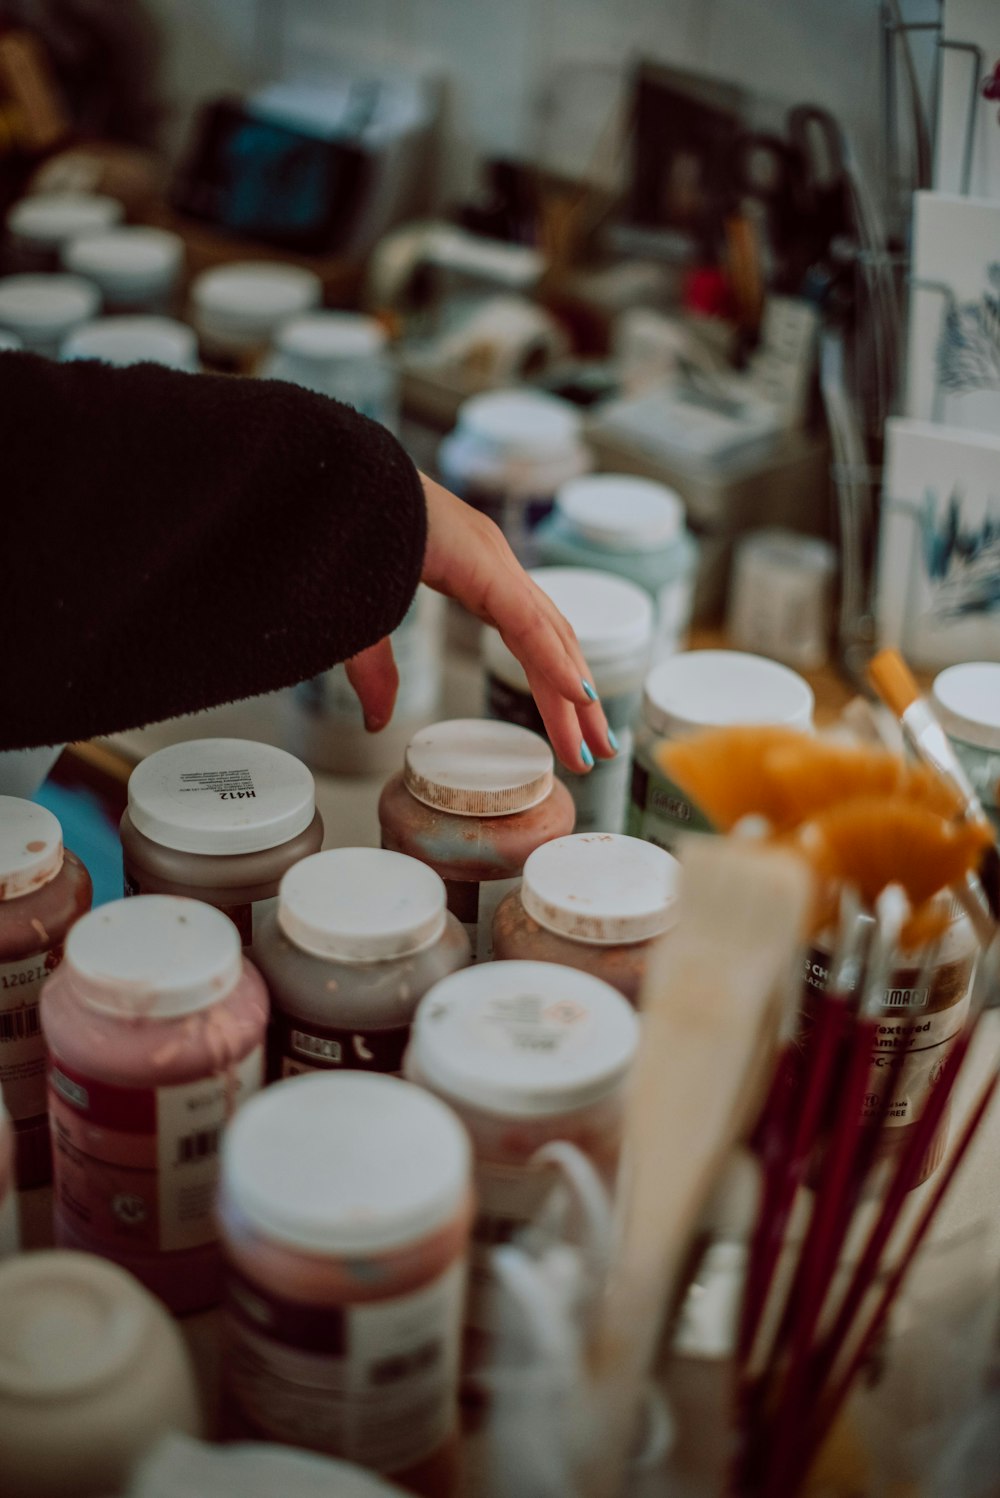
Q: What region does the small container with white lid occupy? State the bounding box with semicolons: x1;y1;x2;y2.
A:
0;1099;18;1256
536;474;698;658
492;832;680;1004
727;527;837;670
0;796;92;1187
61;315;199;370
4;191;123;271
128;1434;410;1498
627;649;814;852
932;662;1000;836
218;1071;473;1481
62;227;184;313
255;848;471;1080
262;310;398;432
485;566;655;835
378;719;575;962
41;895;268;1313
190;261;322;366
405;960;639;1334
120;737;324;947
0;1250;200;1498
0;274;101;357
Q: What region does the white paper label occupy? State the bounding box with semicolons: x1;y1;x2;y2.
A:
0;951;54;1123
865;995;971;1127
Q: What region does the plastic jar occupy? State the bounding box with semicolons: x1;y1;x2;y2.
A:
485;567;654;835
536;474;698;659
932;663;1000;837
120;738;324;948
0;274;101;357
190;261;322;365
0;796;92;1187
128;1434;411;1498
492;832;679;1004
5;191;123;271
254;847;471;1081
727;528;837;670
62;315;199;371
262;311;399;432
405;960;639;1334
627;649;814;852
0;1250;201;1498
379;719;575;962
0;1100;17;1256
63;227;184;313
218;1071;473;1484
41;895;268;1312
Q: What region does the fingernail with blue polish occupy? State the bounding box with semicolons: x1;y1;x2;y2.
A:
582;679;599;702
580;741;595;769
607;728;620;753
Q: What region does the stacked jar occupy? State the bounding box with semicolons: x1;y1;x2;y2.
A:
0;275;100;357
63;228;185;315
189;262;321;371
4;192;123;272
262;311;399;432
485;567;654;834
62;317;199;371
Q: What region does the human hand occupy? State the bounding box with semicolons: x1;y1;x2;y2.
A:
345;474;616;774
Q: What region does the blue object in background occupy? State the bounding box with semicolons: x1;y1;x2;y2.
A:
34;781;122;909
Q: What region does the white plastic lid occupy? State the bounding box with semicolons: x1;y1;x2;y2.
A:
274;311;387;361
191;261;322;329
403;719;553;817
61;316;198;371
127;738;316;855
0;1251;154;1400
408;960;639;1117
221;1072;470;1254
521;833;680;945
0;274;100;334
0;330;22;351
458;389;583;460
556;474;685;550
932;663;1000;752
0;796;63;898
64;895;242;1018
279;848;447;961
6;192;123;247
130;1435;409;1498
530;567;654;663
642;650;814;737
63;227;183;297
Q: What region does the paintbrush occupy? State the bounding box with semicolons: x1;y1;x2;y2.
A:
868;649;1000;921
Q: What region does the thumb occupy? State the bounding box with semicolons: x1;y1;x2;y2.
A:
344;637;399;732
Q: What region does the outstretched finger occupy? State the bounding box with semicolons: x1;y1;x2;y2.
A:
344;637;399;732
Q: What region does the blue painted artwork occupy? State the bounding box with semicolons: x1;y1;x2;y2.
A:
936;262;1000;396
918;485;1000;620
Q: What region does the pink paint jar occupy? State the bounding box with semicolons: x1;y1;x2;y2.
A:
379;720;575;962
0;796;92;1187
41;895;268;1313
0;1099;18;1256
219;1072;473;1490
492;832;680;1004
404;960;639;1336
254;848;471;1081
120;739;324;948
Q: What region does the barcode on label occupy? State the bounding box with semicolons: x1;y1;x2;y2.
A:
175;1127;221;1165
0;1005;40;1042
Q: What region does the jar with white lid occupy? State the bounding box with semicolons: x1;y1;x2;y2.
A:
41;895;268;1313
727;527;836;670
378;719;575;962
62;315;199;370
0;274;101;357
0;1100;17;1256
218;1071;472;1484
63;227;184;313
485;566;654;835
254;848;471;1080
0;796;92;1188
536;474;698;659
404;959;639;1336
120;738;324;948
492;832;680;1003
627;649;814;852
932;662;1000;836
5;191;123;271
0;1250;200;1498
262;311;398;432
128;1434;410;1498
190;261;322;367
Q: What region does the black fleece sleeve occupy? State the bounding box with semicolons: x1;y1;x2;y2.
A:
1;351;427;750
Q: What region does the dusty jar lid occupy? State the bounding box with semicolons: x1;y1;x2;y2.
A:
191;261;321;337
0;1251;155;1401
127;738;316;855
404;719;553;818
407;960;639;1118
521;833;680;945
221;1072;471;1255
279;848;448;962
62;316;199;371
932;663;1000;752
556;474;685;550
0;796;64;899
457;389;583;461
274;311;387;362
6;192;123;247
62;227;184;300
64;895;242;1019
642;650;814;738
0;274;100;334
